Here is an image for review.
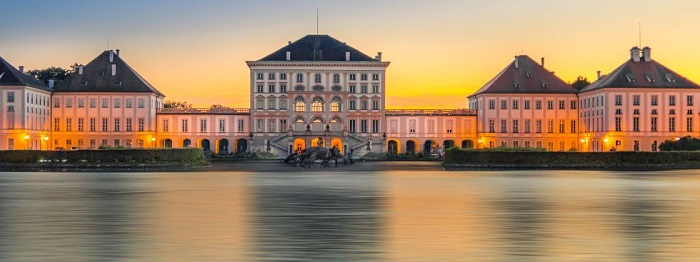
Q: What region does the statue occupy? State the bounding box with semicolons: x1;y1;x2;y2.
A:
283;142;354;168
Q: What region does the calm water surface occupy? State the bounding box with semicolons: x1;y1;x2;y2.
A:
1;162;699;261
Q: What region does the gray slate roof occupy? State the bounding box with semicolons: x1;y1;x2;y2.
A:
0;55;50;91
469;55;578;97
581;58;700;92
259;35;377;62
54;51;165;96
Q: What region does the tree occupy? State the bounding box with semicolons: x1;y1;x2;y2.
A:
571;76;591;90
163;100;192;109
26;66;71;85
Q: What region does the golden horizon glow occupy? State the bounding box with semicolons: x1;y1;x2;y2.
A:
3;1;700;109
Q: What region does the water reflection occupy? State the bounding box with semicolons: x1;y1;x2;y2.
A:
250;173;383;261
0;167;699;261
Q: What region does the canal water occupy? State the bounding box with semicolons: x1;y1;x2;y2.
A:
0;162;699;261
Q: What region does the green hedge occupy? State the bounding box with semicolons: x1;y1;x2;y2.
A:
444;149;700;168
0;148;205;164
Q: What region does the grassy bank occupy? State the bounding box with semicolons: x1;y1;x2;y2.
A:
0;148;208;171
443;149;700;170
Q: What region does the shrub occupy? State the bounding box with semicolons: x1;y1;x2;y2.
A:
0;148;205;164
659;136;700;151
444;150;700;167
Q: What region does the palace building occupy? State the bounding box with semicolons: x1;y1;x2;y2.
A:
1;34;698;154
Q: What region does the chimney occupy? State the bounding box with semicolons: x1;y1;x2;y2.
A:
111;64;116;76
78;65;84;75
288;41;292;45
115;49;120;57
48;79;55;89
109;50;114;62
597;70;601;80
345;51;350;61
642;46;651;62
514;56;519;69
630;46;640;62
541;57;545;67
18;66;24;73
286;51;291;61
375;52;382;61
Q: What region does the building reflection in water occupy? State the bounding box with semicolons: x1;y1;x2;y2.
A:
250;173;384;261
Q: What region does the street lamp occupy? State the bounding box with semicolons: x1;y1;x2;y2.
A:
151;137;156;148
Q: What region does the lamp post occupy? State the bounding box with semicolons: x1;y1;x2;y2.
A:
249;132;254;154
382;132;387;152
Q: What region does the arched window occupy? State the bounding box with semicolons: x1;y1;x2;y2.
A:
311;97;324;112
331;85;343;91
312;117;324;123
312;85;325;91
294;85;305;91
294;97;305;112
331;97;341;112
330;116;342;123
294;116;306;123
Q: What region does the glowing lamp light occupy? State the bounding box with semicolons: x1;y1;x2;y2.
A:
151;137;156;141
580;139;586;143
477;139;482;143
604;138;609;143
675;137;681;141
24;135;30;140
43;136;49;141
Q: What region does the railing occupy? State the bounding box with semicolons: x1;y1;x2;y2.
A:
157;108;250;114
385;108;477;116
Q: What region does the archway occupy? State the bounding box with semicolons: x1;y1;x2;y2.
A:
294;138;306;153
164;139;173;148
236;138;248;153
311;137;325;147
443;140;455;149
406;140;416;155
424;140;435;154
200;139;211;152
388;140;399;154
461;139;474;149
183;139;192;148
331;138;343;152
218;139;229;154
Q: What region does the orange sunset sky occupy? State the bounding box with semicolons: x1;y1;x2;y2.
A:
2;0;700;109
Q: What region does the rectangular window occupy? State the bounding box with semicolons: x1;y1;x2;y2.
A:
65;118;72;131
559;120;565;133
360;120;368;133
90;139;96;149
361;85;368;93
101;98;109;108
349;74;356;81
137;98;145;108
138;118;144;132
89;98;96;108
257;85;264;93
688;95;694;106
182;119;188;132
280;99;288;110
54;118;60;131
512;119;519;133
559;100;565;110
634;140;640;152
315;73;322;83
102;139;108;146
524;119;531;133
547;100;553;110
268;84;275;93
256;99;264;109
78;118;84;132
114;118;120;132
333;74;340;83
114;99;121;108
570;100;576;109
280;73;287;80
488;100;495;110
651;95;658;106
280;119;287;131
500;119;507;133
67;98;74;108
163;119;169;132
372;100;379;110
524;100;531;109
536;120;542;133
78;98;85;108
360;100;368;110
7;92;14;103
633;117;640;132
372;120;379;133
268;73;275;80
349;85;356;93
114;139;120;147
102;118;108;132
280;85;287;93
361;74;368;81
409;120;416;133
372;85;379;93
536;100;542;109
669;117;676;131
296;73;303;83
633;95;640;106
200;119;207;132
126;118;132;132
651;117;658;132
687;117;693;132
489;119;495;133
615;95;622;106
670;95;676;106
268;99;276;109
256;73;263;80
219;119;226;133
238;119;244;133
501;100;507;109
126;99;133;108
372;74;379;81
547;119;554;133
53;98;60;108
349;120;356;133
89;118;96;132
512;100;519;110
615;117;622;131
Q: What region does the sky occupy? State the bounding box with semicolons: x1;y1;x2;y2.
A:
2;0;700;109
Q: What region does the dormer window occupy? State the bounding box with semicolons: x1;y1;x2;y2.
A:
625;73;636;83
665;73;676;83
541;81;548;88
645;74;655;83
513;82;520;89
